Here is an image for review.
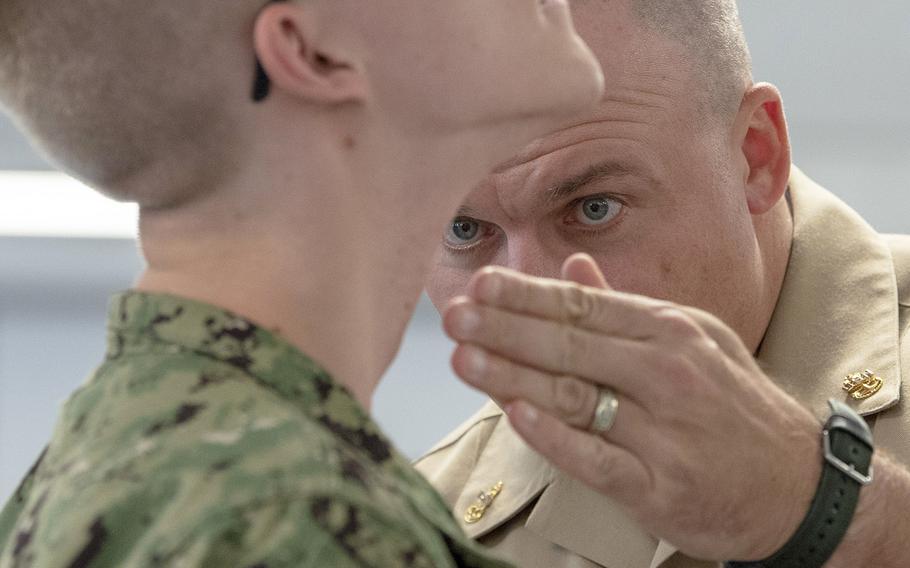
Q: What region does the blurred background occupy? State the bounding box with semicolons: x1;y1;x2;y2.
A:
1;1;908;498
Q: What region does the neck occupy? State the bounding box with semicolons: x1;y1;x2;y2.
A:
136;111;552;410
751;194;795;353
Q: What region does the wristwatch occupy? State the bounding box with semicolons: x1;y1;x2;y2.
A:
725;399;874;568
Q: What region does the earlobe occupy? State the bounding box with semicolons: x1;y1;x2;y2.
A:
252;3;368;105
738;83;791;215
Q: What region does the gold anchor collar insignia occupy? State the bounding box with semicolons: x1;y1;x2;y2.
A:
464;481;504;524
843;369;884;400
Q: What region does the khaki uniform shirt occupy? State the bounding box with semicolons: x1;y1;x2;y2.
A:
0;292;512;568
415;168;910;568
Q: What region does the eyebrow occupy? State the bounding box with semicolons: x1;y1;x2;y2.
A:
545;160;656;204
454;204;480;219
452;160;656;220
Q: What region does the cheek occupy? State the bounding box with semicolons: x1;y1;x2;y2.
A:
589;232;718;305
610;228;754;320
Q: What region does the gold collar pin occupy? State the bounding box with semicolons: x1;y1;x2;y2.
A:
843;369;884;400
464;481;504;524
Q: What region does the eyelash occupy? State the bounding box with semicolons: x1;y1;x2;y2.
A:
563;193;627;233
443;219;498;254
443;193;627;254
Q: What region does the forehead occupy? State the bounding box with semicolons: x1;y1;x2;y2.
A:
455;3;711;219
459;91;728;225
460;134;661;220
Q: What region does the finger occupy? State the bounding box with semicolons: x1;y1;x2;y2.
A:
561;253;609;290
674;306;754;365
444;298;661;400
505;401;650;498
452;344;597;428
466;266;668;340
452;344;653;449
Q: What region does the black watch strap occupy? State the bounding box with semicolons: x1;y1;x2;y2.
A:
725;399;874;568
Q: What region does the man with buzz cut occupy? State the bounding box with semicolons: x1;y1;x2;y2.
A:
418;1;910;567
0;0;605;566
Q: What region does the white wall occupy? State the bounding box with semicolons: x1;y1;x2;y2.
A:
1;1;909;498
739;1;910;233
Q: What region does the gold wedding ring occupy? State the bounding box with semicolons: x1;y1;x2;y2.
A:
589;387;619;434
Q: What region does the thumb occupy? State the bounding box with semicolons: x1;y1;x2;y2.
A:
561;253;611;290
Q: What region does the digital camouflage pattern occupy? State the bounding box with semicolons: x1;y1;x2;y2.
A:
0;292;514;568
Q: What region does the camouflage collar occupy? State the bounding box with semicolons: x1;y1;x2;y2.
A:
105;291;397;465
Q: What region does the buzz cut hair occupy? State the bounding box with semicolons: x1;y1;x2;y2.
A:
0;0;270;206
630;0;753;117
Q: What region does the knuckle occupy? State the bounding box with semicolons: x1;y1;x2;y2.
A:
560;282;595;324
653;306;703;341
552;375;590;418
698;334;721;352
558;325;591;371
589;443;618;479
686;307;725;337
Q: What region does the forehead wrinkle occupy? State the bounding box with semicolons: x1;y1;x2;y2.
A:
545;159;663;207
597;87;676;120
495;134;622;173
606;84;675;106
494;84;677;174
493;114;660;173
594;68;685;119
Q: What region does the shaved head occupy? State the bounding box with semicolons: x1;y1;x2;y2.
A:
0;0;267;205
631;0;752;113
577;0;752;118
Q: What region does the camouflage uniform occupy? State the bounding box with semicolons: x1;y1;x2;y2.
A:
0;292;513;568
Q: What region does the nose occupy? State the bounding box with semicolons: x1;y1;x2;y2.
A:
501;234;563;279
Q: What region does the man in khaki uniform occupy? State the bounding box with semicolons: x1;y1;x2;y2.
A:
419;169;910;568
417;1;910;567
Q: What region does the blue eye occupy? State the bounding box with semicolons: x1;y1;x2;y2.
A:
446;218;482;246
575;196;621;226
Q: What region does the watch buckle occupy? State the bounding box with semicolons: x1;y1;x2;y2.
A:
822;430;874;486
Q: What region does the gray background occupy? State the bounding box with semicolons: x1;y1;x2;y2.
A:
0;1;908;499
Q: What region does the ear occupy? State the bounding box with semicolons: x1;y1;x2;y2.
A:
252;3;367;104
734;83;791;215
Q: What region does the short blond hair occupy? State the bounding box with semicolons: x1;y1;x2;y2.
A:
628;0;753;116
0;1;266;206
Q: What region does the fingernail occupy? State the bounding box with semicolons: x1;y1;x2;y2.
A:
457;308;481;336
463;346;487;380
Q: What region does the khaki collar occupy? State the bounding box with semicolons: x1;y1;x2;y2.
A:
755;167;902;417
450;400;660;566
453;400;556;541
444;168;903;567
